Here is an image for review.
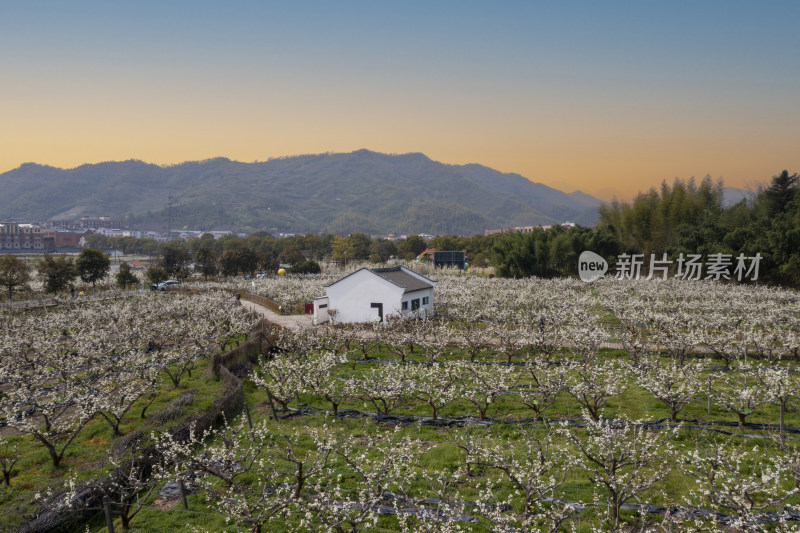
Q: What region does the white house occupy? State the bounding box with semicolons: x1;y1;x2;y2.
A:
313;266;436;324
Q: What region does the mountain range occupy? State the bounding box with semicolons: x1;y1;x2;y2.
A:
0;150;603;235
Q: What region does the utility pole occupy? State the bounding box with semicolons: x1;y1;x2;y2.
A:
167;195;175;241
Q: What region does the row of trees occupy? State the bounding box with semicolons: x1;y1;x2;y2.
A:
148;243;321;282
0;291;256;471
488;171;800;284
7;274;797;531
129;309;800;532
84;231;498;266
595;171;800;285
0;249;139;298
93;233;486;284
84;231;500;275
255;319;798;428
81;406;800;532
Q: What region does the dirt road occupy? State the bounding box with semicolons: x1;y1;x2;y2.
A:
239;299;313;331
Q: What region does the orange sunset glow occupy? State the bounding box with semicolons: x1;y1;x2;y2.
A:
2;2;798;200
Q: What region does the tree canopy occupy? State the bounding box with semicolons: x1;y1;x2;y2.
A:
0;254;31;300
37;254;77;294
76;248;110;291
116;262;139;289
194;247;218;279
595;172;800;285
161;244;192;279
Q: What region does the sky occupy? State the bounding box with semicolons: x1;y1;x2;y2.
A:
2;1;798;201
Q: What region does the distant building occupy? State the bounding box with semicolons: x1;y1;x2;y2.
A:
42;229;90;249
80;216;123;229
48;219;79;230
0;221;44;250
176;230;237;240
314;266;437;325
484;222;575;236
93;228;126;238
484;225;540;236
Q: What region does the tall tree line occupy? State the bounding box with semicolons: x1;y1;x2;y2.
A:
593;171;799;285
598;176;725;256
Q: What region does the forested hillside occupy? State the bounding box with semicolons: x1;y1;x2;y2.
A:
0;151;601;235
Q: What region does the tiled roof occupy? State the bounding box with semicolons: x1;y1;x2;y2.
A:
370;267;433;292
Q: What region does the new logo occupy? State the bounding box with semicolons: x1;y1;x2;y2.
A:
578;251;608;282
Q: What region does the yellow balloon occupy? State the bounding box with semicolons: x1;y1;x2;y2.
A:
277;268;286;276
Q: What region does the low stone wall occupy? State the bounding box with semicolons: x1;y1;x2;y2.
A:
243;291;285;314
212;319;279;378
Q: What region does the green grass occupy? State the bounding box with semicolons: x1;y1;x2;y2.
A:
8;328;800;532
0;354;226;533
84;343;800;532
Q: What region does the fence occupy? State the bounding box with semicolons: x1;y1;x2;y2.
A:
211;319;279;378
18;360;247;533
242;291;287;314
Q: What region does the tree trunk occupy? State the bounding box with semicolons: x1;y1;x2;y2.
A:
610;492;620;526
264;388;279;420
99;412;123;435
140;394;157;419
781;401;786;445
294;463;303;499
120;503;131;530
38;438;60;467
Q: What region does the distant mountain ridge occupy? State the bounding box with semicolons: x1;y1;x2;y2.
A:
0;150;603;235
722;186;754;207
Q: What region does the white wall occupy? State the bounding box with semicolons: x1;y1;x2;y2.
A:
313;296;330;324
326;269;404;324
400;287;435;319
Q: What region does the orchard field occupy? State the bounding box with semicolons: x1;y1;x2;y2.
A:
0;290;258;532
3;269;800;532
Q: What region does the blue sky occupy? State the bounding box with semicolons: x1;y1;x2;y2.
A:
2;1;798;199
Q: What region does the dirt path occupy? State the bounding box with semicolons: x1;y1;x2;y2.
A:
239;299;313;331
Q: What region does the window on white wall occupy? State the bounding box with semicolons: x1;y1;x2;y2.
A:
422;296;429;305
